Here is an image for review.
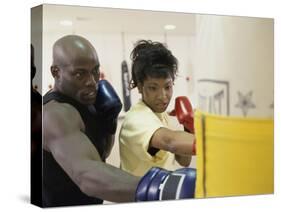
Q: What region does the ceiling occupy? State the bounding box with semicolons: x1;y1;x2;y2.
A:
42;4;196;35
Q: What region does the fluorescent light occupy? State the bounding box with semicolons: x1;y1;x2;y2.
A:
164;24;176;30
60;20;73;26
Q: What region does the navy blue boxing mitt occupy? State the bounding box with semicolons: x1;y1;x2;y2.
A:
94;80;122;134
136;167;196;201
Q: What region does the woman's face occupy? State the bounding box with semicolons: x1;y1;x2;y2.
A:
138;76;174;113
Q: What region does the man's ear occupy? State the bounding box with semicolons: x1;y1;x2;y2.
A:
51;66;60;79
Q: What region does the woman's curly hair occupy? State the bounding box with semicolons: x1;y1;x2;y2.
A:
129;40;178;89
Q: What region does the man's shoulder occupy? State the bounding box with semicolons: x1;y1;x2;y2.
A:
44;100;81;124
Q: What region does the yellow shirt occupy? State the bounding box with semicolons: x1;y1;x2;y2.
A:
119;100;175;176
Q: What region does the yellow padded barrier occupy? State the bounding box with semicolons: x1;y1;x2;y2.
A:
194;110;274;198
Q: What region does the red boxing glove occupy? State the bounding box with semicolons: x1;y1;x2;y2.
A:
170;96;196;155
170;96;195;134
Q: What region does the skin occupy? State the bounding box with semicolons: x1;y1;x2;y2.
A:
44;35;140;202
138;76;193;166
51;35;100;105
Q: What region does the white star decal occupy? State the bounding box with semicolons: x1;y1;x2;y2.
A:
235;91;256;117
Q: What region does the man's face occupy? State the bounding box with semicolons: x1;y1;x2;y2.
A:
56;57;100;105
139;76;173;113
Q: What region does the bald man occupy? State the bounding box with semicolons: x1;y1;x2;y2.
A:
42;35;196;207
43;35;140;207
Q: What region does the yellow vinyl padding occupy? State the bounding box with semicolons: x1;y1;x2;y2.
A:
194;110;274;198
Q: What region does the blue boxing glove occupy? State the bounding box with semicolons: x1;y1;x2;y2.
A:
94;80;122;134
165;168;196;199
136;167;196;201
135;167;169;201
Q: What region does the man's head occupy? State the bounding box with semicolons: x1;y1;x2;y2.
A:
51;35;100;105
130;40;178;113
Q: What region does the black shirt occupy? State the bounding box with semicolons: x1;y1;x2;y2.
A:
42;91;105;207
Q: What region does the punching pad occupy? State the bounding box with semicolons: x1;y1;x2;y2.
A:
121;60;131;112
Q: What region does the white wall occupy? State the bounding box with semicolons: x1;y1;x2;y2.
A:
193;15;274;118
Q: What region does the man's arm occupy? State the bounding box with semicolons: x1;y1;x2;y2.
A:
150;127;195;157
44;103;140;202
